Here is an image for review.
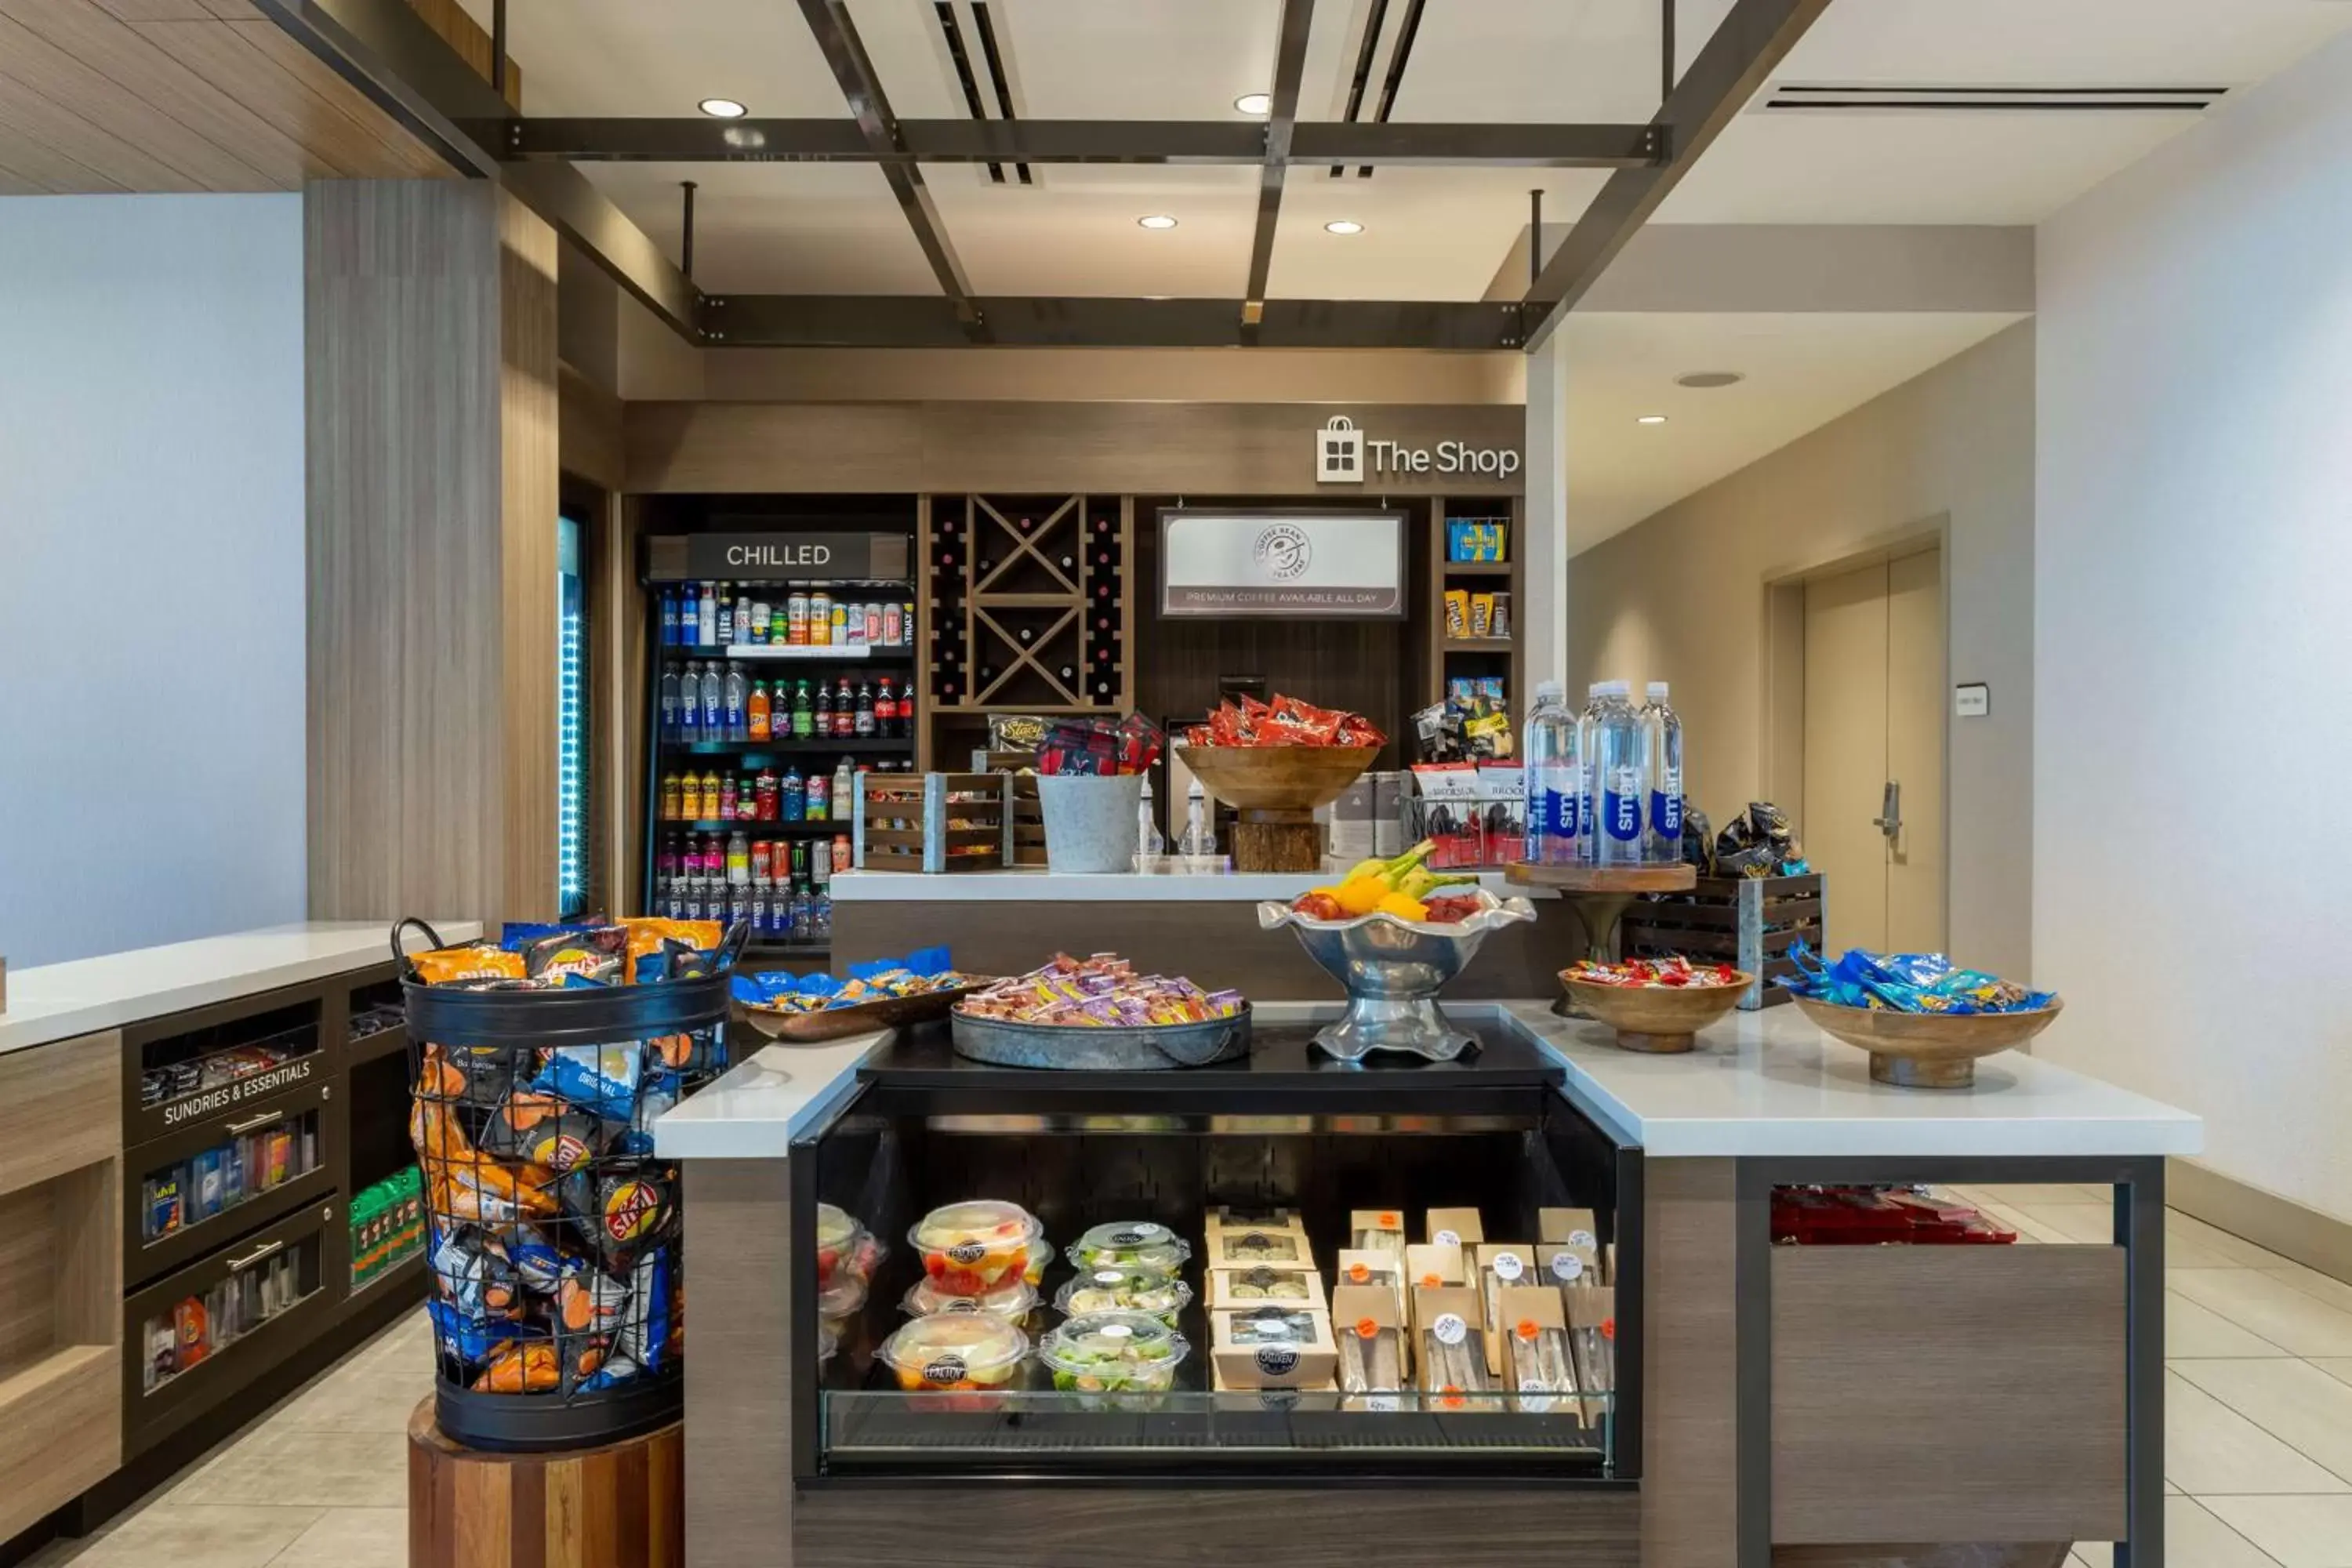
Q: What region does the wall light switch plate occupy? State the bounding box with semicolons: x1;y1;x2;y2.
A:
1954;683;1990;718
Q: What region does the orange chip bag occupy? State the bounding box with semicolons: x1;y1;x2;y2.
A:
472;1341;559;1393
621;918;722;983
410;943;524;985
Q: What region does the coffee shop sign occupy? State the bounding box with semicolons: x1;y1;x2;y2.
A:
1315;416;1521;484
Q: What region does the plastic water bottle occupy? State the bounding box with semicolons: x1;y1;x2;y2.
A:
1590;681;1647;867
677;662;702;742
1576;685;1602;864
659;664;682;739
699;662;724;735
1136;776;1166;863
1640;681;1686;865
698;582;718;648
723;664;749;740
1178;779;1215;864
1521;681;1580;865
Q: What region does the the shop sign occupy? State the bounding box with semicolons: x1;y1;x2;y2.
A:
1160;508;1406;619
1314;416;1520;485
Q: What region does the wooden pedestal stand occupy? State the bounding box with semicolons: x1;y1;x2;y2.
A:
408;1398;683;1568
1175;745;1378;875
1227;808;1326;873
1504;862;1697;1014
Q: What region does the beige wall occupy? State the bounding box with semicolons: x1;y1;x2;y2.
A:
1563;321;2034;979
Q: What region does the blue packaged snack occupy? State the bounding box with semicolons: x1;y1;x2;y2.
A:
488;1223;573;1293
529;1042;647;1123
499;920;596;953
620;1247;673;1370
426;1297;541;1366
1786;942;2056;1015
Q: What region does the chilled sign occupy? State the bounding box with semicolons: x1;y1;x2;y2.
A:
682;532;877;580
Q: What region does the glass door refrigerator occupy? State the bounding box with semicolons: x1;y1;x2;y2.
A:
640;526;919;964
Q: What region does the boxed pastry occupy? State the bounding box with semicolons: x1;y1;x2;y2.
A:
1210;1363;1337;1399
1412;1284;1490;1401
1336;1247;1407;1320
1403;1241;1467;1301
1331;1284;1409;1406
1210;1304;1338;1390
1347;1208;1406;1258
1473;1242;1539;1374
1495;1285;1585;1419
1206;1205;1306;1241
1426;1207;1485;1250
1207;1225;1316;1271
1206;1263;1328;1312
1539;1207;1599;1248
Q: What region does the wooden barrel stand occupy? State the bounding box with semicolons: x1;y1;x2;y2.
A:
408;1397;683;1568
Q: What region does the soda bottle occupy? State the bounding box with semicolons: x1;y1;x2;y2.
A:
782;764;805;822
1639;681;1686;865
659;588;680;647
677;662;700;742
807;769;829;823
748;680;771;742
751;840;773;885
660;771;682;822
872;676;895;738
813;682;832;737
835;676;857;737
1520;681;1578;866
723;664;748;740
853;681;876;739
792;679;815;739
659;665;682;739
756;767;779;821
739;772;759;820
700;662;724;736
657;837;680;884
719;774;739;821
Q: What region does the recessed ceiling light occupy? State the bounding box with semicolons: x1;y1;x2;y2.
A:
1676;371;1746;389
1636;414;1668;425
1324;220;1365;235
1137;214;1178;230
699;97;748;119
1234;93;1272;115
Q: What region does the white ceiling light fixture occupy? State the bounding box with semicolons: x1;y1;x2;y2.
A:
1137;214;1179;230
1234;93;1272;116
698;97;749;119
1636;414;1668;426
1324;220;1365;235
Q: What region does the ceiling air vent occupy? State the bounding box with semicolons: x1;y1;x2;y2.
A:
1761;83;2227;113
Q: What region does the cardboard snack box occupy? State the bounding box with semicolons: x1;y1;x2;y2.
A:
1403;1240;1468;1301
1207;1226;1318;1272
1335;1247;1408;1321
1210;1305;1338;1390
1495;1284;1592;1421
1425;1207;1485;1250
1331;1283;1411;1402
1539;1207;1600;1248
1473;1241;1540;1374
1205;1206;1308;1242
1346;1207;1407;1257
1411;1284;1491;1400
1206;1263;1329;1313
1537;1240;1602;1290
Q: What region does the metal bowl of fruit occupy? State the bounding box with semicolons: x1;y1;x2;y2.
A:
1258;842;1537;1063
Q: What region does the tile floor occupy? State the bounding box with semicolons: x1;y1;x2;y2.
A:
26;1190;2352;1566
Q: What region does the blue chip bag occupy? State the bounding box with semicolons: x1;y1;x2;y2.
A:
426;1296;541;1366
529;1042;646;1124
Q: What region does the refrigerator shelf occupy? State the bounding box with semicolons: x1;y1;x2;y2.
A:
663;644;916;662
662;738;916;755
661;818;856;834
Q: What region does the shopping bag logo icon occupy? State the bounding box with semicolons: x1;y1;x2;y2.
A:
1316;416;1364;485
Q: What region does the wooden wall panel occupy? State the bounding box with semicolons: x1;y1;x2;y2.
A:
1643;1158;1738;1568
1771;1246;2128;1544
682;1160;793;1568
0;1031;120;1199
307;180;560;931
625;401;1526;498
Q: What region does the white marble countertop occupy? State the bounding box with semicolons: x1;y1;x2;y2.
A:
833;861;1540;902
1499;1001;2203;1160
0;920;482;1057
653;1036;884;1160
652;999;2200;1163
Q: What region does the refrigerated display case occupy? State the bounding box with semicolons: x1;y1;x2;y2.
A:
783;1018;1640;1498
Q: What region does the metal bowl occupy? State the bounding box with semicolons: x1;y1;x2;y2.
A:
1258;888;1537;1062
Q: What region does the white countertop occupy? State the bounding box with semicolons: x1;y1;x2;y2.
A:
1500;1002;2203;1160
0;920;482;1057
832;862;1539;902
652;998;2199;1163
653;1036;884;1160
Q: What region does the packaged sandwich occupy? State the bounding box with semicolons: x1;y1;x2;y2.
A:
1475;1242;1537;1374
1209;1226;1310;1269
1205;1265;1326;1312
1537;1240;1600;1289
1332;1284;1407;1410
1539;1207;1599;1249
1563;1285;1616;1414
1403;1241;1466;1298
1425;1207;1484;1250
1348;1209;1406;1258
1414;1284;1490;1406
1210;1305;1338;1390
1497;1285;1580;1417
1336;1247;1407;1321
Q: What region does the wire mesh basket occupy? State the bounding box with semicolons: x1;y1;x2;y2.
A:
396;917;739;1451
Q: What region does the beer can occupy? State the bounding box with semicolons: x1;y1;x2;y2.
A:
808;590;832;645
786;592;811;645
863;602;883;644
844;601;867;646
883;601;904;646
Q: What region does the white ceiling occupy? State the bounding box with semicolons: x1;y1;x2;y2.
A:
1559;311;2028;550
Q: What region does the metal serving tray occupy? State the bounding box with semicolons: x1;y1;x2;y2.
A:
948;1004;1253;1070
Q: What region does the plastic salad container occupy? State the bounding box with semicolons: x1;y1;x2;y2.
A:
818;1202;884;1288
901;1276;1044;1330
816;1270;869;1321
877;1312;1030;1392
817;1316;840;1369
910;1200;1044;1296
1054;1265;1194;1324
1038;1311;1190;1399
1066;1221;1192;1275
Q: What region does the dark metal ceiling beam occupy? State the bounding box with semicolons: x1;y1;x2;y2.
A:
1244;0;1317;325
252;0;700;339
702;295;1525;350
503;117;1661;168
794;0;985;340
1520;0;1831;352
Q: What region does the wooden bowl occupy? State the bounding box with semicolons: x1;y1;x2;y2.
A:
1793;996;2064;1088
1558;972;1753;1054
1174;745;1379;812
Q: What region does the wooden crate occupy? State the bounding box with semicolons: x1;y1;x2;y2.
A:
1619;873;1824;1010
970;750;1049;868
853;772;1011;873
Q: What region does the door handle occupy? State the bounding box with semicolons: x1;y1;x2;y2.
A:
1872;780;1902;840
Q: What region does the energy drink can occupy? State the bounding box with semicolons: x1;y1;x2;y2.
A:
863;603;883;644
786;592;810;645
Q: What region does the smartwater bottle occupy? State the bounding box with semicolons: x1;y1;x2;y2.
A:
700;661;724;736
677;662;702;742
1576;685;1602;864
1521;681;1580;865
1640;681;1686;865
659;665;682;739
1590;681;1647;868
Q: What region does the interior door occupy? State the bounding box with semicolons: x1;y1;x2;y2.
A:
1883;547;1946;952
1801;546;1944;954
1802;561;1892;953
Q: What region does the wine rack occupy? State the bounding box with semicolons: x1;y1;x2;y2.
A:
923;493;1133;718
